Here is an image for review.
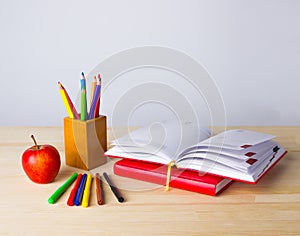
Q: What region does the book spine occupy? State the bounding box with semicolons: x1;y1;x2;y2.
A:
113;163;218;196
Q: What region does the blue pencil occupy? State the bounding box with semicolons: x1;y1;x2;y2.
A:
94;74;102;118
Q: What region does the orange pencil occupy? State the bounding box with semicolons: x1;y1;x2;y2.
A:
90;75;97;107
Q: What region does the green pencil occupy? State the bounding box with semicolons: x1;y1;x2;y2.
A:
48;173;78;204
80;72;88;121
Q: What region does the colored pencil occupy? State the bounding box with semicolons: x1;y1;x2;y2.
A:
58;82;80;119
58;82;74;119
88;75;101;120
80;72;88;121
90;75;97;107
94;74;102;118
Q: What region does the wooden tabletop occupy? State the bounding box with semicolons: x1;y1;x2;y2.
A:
0;126;299;235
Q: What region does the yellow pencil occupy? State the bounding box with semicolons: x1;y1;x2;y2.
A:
82;174;92;207
58;82;74;119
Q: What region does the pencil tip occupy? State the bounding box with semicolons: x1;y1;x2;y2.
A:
81;72;84;76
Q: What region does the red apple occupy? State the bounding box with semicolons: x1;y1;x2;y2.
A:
21;135;61;184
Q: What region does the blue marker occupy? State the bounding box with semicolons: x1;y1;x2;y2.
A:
74;174;87;206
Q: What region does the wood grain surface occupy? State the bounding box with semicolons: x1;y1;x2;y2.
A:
0;126;299;235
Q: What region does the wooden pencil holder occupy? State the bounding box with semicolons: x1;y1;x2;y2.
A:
63;116;107;170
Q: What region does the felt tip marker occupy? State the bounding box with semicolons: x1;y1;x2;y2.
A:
103;172;124;203
74;173;87;206
48;173;78;204
82;174;93;207
95;173;104;205
67;173;83;206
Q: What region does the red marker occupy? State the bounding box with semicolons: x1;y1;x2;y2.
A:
67;173;82;206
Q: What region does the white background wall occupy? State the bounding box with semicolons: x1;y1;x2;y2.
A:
0;0;299;126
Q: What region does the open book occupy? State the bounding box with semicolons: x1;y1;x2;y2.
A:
105;121;287;183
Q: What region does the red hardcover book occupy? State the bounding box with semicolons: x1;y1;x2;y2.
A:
114;159;233;196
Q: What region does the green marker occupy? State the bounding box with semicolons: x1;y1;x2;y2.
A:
48;173;78;204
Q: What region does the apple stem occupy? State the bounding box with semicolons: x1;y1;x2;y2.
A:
31;135;39;150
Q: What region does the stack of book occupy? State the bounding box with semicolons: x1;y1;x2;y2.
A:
105;121;287;196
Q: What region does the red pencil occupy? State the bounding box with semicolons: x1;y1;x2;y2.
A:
67;173;82;206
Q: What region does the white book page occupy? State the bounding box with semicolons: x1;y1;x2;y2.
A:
107;120;211;162
105;144;171;161
183;161;254;182
177;148;274;172
196;130;275;150
105;147;170;164
250;145;286;180
177;140;278;171
177;152;249;171
180;140;276;161
178;144;286;183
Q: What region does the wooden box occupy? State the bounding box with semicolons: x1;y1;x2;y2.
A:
63;116;107;170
